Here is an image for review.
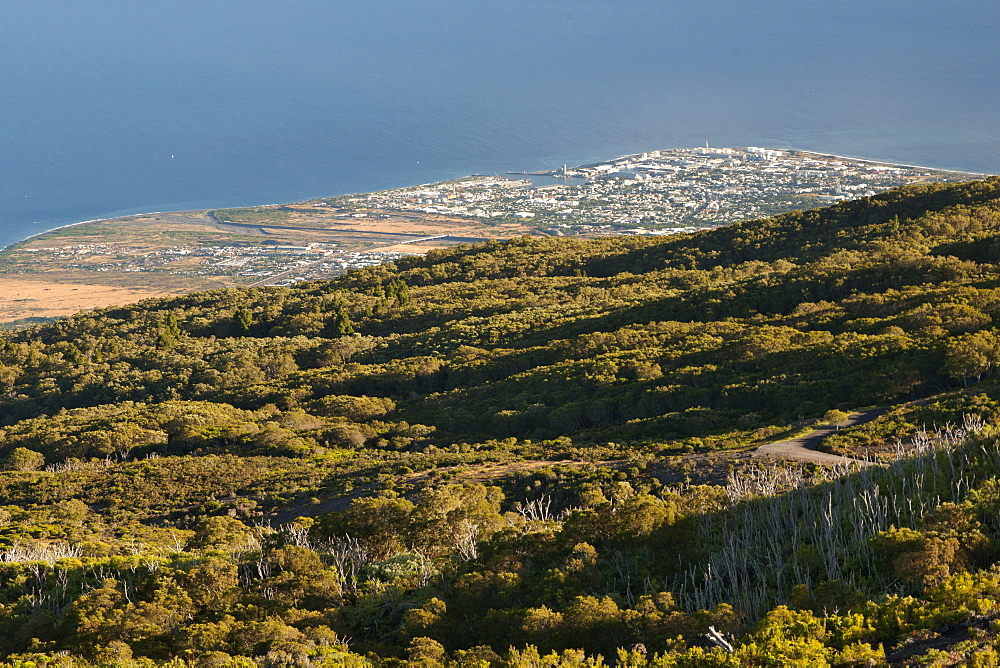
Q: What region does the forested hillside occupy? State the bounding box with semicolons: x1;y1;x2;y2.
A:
3;179;1000;664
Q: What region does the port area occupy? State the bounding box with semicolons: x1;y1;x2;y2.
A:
0;146;982;324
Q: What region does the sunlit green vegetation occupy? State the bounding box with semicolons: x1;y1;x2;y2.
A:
212;207;293;225
0;179;1000;663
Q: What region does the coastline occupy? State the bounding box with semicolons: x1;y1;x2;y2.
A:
602;147;995;179
0;144;992;326
790;149;996;178
2;219;112;253
4;147;992;254
3;207;266;254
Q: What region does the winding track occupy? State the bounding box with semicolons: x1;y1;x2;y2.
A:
753;408;886;466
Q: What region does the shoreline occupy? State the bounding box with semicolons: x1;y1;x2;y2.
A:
0;215;181;254
4;147;992;254
3;218;115;253
600;147;995;178
790;149;995;177
1;205;278;254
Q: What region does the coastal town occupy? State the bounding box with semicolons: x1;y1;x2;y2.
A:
0;147;983;324
323;146;979;236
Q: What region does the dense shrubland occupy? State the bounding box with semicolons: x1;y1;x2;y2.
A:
2;179;1000;663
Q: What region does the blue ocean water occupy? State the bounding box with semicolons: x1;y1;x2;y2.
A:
2;0;999;250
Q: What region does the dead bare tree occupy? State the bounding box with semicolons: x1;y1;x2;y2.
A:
453;521;481;561
674;415;994;618
324;535;371;595
516;495;556;523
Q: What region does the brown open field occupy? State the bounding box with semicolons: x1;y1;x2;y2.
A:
366;243;449;254
212;198;536;237
284;212;497;235
0;276;183;322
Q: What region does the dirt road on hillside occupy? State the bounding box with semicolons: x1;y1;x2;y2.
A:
754;408;886;465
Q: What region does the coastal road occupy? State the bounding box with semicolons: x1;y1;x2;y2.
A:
753;408;886;466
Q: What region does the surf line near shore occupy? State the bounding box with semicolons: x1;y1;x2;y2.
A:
0;216;158;254
791;148;996;177
1;200;292;254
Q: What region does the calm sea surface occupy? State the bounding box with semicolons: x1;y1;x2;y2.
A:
2;0;999;249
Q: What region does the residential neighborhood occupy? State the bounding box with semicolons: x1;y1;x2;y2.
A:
3;148;980;290
326;146;977;236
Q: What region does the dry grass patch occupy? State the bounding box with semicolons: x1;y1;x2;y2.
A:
0;277;183;322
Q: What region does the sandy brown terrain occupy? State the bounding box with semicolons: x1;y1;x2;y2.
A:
283;212;486;234
214;211;519;242
367;243;449;254
0;277;183;322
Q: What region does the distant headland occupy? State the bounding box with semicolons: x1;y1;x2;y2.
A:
0;147;985;325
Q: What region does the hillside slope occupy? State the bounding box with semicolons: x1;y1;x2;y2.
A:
0;179;999;663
